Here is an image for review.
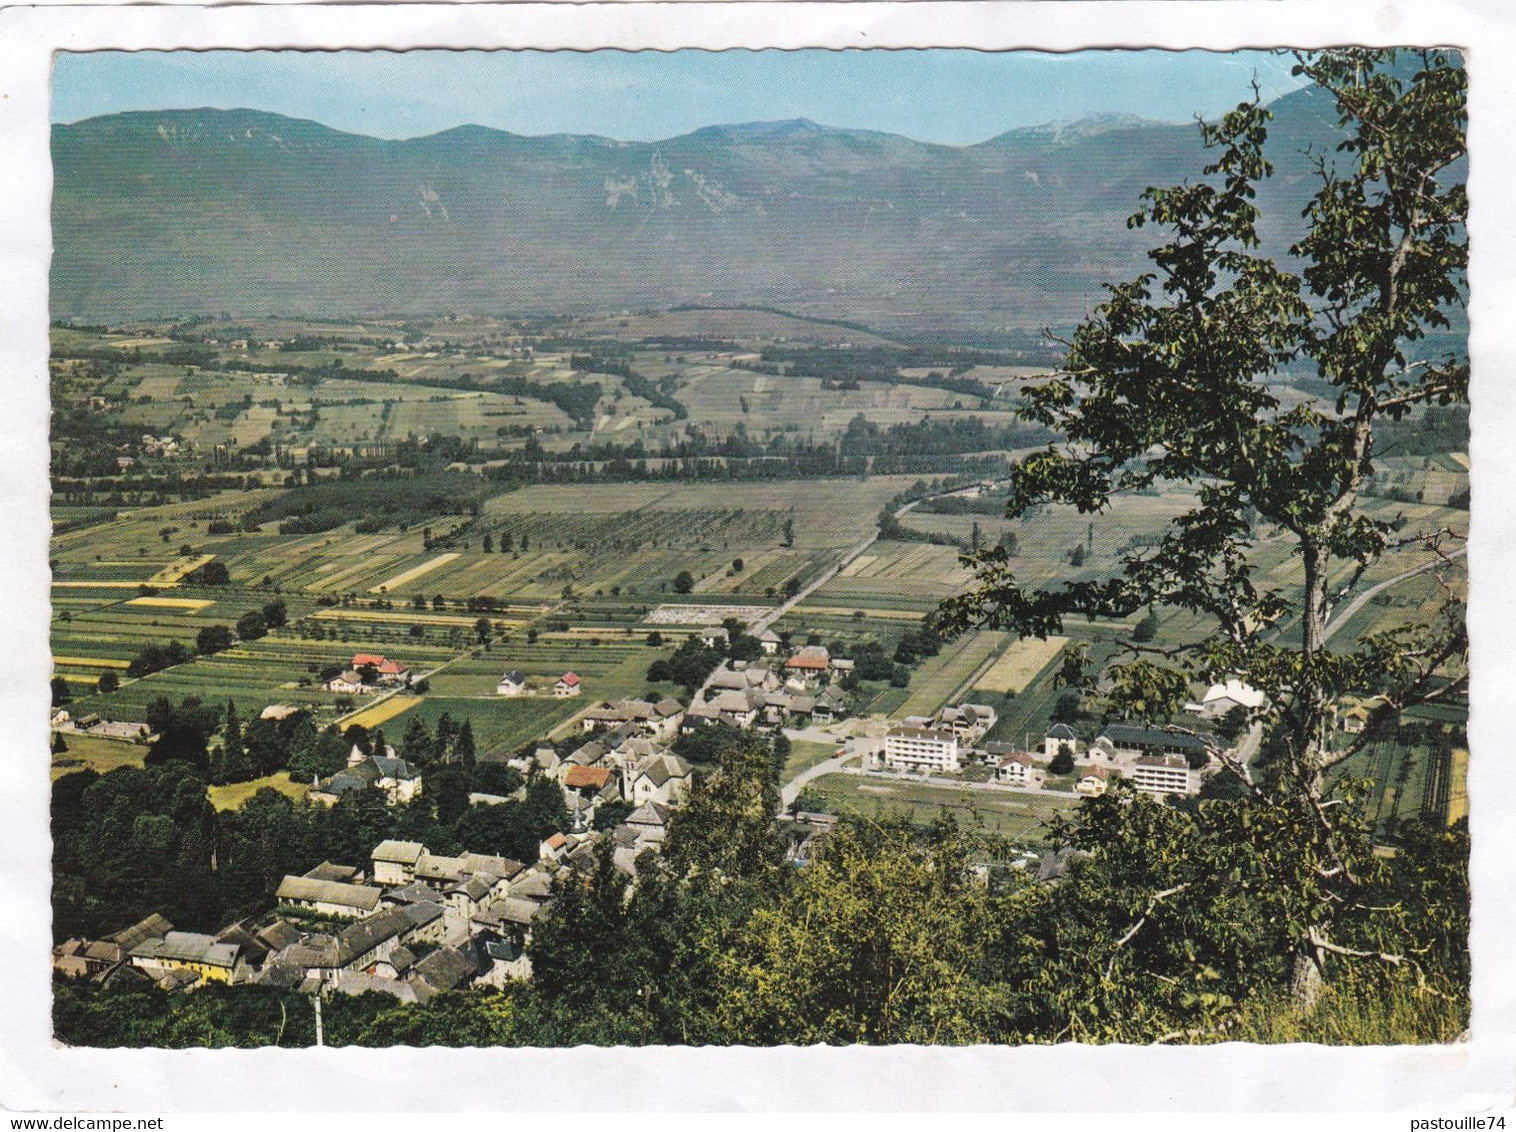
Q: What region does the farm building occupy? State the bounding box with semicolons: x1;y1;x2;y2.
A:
1185;679;1266;718
786;645;830;673
371;840;426;886
1095;723;1208;761
275;875;385;919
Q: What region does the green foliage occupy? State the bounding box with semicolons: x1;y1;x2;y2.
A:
196;624;234;655
242;473;492;536
936;48;1469;1022
235;610;267;641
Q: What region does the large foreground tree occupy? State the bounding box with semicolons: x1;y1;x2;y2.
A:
940;48;1467;1011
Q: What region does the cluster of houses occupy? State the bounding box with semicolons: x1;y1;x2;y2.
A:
53;796;689;1001
878;705;1213;799
496;670;582;698
684;656;850;731
512;705;695;831
327;652;412;695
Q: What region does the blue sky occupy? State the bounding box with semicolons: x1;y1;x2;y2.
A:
52;48;1309;146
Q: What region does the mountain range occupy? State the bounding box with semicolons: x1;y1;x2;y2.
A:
52;84;1350;337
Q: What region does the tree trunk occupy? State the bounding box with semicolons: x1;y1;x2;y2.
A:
1291;944;1323;1010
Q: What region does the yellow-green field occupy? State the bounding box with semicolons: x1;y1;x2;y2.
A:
974;635;1069;695
124;596;216;612
207;773;311;811
1448;748;1469;824
50;733;145;778
343;695;423;730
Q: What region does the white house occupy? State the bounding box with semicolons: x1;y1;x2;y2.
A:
327;670;367;695
555;672;582;697
995;751;1040;787
496;669;529;697
628;753;693;806
1075;766;1111;796
1043;723;1078;760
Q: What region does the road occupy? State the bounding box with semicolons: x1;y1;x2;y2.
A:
747;495;926;638
782;750;857;809
698;494;939;701
1321;545;1467;645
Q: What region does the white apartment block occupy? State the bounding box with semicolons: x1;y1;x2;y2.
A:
884;726;960;773
1131;754;1198;796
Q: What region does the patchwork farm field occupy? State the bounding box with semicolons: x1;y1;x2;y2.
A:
49;320;1468;843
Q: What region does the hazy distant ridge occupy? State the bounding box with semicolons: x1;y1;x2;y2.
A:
51;87;1346;334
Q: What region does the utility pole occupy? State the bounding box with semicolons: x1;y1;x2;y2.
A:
314;992;324;1048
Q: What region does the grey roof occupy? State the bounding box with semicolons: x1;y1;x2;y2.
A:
333;907;413;967
303;861;363;884
386;945;417;974
107;913;173;951
318;771;367;797
1099;723;1207;752
275;875;384;912
130;931;239;970
568;741;608;765
412;946;478;992
333;969;420;1003
484;939;520;962
385;881;445;906
500;669;527;686
655;698;685;716
510;871;554;901
1045;723;1077;741
475;896;541;929
279;937;338;972
415;854;467;882
453;875;493;902
370;755;420;779
401;901;445;930
625;801;672;827
372;839;426;865
461;852;524;880
255;920;301;952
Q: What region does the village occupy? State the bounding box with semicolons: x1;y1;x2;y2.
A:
53;610;1283;1003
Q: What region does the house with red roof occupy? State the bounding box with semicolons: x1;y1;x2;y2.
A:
554;672;582;697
